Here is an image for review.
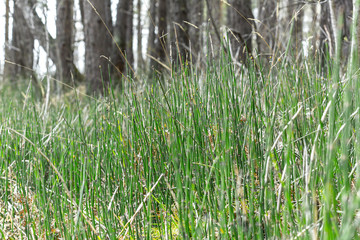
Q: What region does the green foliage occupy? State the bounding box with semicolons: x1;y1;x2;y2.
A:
1;52;360;239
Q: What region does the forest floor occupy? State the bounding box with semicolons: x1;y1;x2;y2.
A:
1;56;360;239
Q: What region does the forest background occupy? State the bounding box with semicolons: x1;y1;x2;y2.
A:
1;0;346;92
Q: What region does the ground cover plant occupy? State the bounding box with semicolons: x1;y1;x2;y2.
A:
1;44;360;239
4;0;360;238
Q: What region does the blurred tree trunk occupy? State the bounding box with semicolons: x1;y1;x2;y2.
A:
137;0;143;69
113;0;134;77
207;0;222;55
5;0;9;44
227;0;254;63
84;0;112;93
310;3;318;56
258;0;277;57
79;0;85;27
127;0;134;70
147;0;157;69
342;0;353;58
148;0;169;73
156;0;168;63
189;0;203;61
5;0;83;84
170;0;189;64
320;2;333;59
105;0;113;34
288;1;304;58
3;0;10;76
56;0;74;85
358;4;360;58
4;0;35;79
15;0;62;69
320;0;352;61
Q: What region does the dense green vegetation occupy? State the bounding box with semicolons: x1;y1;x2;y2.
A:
1;50;360;239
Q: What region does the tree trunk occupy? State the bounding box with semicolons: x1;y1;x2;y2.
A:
147;0;157;70
156;0;168;63
5;0;9;44
4;0;35;79
310;3;318;56
358;3;360;59
149;0;169;72
320;0;352;60
343;0;353;58
189;0;203;61
227;0;254;63
288;1;303;58
137;0;143;69
15;0;58;66
105;0;113;34
170;0;189;64
56;0;74;85
113;0;133;77
79;0;85;27
258;0;277;56
344;0;353;37
3;0;10;77
84;0;112;93
127;0;134;71
205;0;223;58
320;2;333;59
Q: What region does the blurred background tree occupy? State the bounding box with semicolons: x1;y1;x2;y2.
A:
1;0;359;94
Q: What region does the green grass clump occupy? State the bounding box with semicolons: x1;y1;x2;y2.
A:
1;50;360;239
